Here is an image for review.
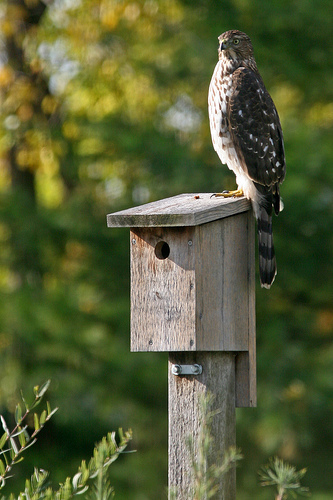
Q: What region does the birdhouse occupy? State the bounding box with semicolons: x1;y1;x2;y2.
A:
107;193;256;408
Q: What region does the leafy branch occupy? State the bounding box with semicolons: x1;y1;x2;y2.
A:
15;429;133;500
68;428;133;499
0;381;133;499
259;456;310;499
0;380;58;489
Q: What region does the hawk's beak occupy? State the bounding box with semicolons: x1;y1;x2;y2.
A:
220;40;227;51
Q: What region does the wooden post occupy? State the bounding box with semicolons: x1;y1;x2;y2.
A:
168;352;236;498
107;193;256;499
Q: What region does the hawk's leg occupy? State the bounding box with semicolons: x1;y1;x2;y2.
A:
211;189;244;198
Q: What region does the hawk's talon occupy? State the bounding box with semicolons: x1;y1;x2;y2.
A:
211;189;244;198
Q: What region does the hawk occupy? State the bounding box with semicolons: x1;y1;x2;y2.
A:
208;30;286;288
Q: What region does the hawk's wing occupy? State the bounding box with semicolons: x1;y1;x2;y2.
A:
227;67;286;188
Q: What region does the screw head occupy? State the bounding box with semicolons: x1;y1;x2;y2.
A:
172;364;182;375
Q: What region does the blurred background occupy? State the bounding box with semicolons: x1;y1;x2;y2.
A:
0;0;332;498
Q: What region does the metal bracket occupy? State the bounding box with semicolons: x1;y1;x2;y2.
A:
171;364;202;376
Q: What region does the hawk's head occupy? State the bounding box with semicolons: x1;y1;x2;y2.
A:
218;30;254;63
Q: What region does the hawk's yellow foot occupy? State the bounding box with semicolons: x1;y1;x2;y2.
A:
211;189;244;198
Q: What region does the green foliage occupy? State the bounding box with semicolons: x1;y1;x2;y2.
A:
259;457;310;500
0;381;58;489
0;0;332;498
71;429;132;500
0;383;132;500
0;428;132;500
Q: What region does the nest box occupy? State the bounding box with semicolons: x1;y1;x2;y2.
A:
107;193;256;407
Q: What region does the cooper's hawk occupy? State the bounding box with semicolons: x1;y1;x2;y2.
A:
208;30;286;288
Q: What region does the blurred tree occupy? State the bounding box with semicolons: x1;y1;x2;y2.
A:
0;0;332;498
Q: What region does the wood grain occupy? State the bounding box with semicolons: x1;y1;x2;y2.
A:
130;213;254;357
195;214;250;352
168;352;236;499
107;193;251;228
235;209;257;407
130;226;197;352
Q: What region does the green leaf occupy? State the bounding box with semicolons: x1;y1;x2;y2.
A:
36;380;51;399
0;433;7;450
40;410;47;426
15;404;22;425
0;415;9;435
9;436;19;455
0;458;5;476
75;460;89;486
34;413;40;432
76;485;89;495
72;471;82;489
20;390;29;412
18;428;26;448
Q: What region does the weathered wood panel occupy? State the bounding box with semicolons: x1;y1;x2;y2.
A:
130;211;254;357
235;209;257;407
195;214;251;352
130;226;197;351
107;193;251;228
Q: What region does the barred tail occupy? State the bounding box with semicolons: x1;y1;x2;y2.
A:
257;207;277;289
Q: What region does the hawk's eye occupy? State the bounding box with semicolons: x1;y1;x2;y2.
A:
233;39;240;45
